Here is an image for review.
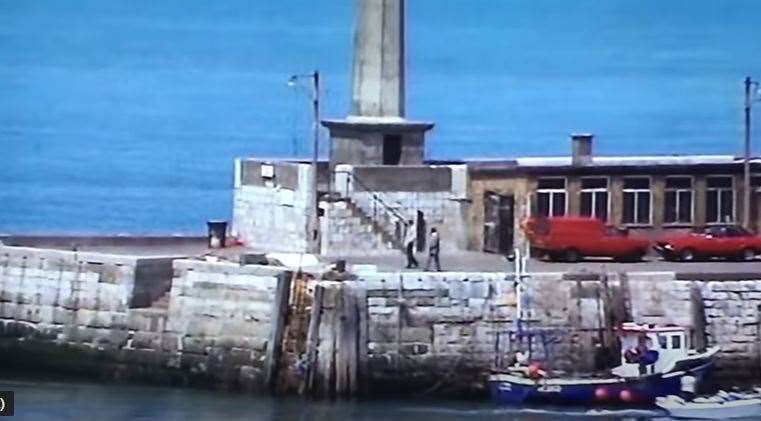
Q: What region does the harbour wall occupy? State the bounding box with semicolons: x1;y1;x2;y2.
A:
0;246;291;391
321;271;761;396
0;244;760;397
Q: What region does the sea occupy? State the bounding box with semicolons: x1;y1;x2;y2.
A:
2;0;761;234
1;373;677;421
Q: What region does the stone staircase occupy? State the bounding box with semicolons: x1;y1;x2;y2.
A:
322;198;403;256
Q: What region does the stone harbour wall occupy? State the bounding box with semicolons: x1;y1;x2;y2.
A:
160;259;292;390
305;271;761;397
1;247;759;398
0;246;141;339
0;246;292;392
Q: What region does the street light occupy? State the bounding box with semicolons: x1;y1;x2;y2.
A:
289;70;321;253
743;77;760;230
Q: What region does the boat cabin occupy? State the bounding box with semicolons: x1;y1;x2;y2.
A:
612;323;691;377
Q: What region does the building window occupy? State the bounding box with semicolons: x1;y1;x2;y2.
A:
622;177;651;224
580;177;608;221
664;177;693;224
536;178;566;217
671;335;681;350
706;176;734;223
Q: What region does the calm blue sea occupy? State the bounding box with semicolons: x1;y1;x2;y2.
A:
2;0;761;234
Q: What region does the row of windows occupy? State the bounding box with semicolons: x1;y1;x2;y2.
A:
535;176;736;225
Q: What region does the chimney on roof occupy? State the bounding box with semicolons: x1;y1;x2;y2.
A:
571;133;593;166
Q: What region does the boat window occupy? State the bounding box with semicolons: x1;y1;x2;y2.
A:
657;335;667;349
671;335;681;349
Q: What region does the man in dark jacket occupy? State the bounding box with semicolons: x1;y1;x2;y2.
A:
404;219;418;269
425;227;441;271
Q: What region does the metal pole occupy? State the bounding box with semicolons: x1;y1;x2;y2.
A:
744;76;752;230
312;70;321;253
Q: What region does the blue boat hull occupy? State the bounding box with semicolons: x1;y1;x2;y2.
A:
489;360;714;406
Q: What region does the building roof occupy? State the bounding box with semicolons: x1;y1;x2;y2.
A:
467;154;761;172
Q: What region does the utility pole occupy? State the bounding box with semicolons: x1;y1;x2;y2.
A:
311;70;320;253
744;77;753;230
289;71;322;253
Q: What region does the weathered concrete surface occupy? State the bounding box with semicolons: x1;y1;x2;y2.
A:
323;164;470;255
350;0;406;118
2;246;759;398
232;159;315;252
307;271;761;396
0;246;292;392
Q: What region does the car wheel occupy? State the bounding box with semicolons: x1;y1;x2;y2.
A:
564;249;581;263
680;248;695;262
742;248;756;261
630;249;646;262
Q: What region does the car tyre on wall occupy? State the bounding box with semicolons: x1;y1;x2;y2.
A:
742;248;756;261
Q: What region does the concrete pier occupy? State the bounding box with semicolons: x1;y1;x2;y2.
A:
0;243;759;397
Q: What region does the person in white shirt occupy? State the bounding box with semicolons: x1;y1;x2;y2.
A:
425;227;441;271
404;219;418;269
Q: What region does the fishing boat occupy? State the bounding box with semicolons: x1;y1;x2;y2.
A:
489;249;720;406
656;389;761;419
488;322;719;405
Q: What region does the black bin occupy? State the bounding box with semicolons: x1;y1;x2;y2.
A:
207;220;228;248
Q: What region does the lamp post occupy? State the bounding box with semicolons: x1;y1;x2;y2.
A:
743;77;760;230
289;70;321;253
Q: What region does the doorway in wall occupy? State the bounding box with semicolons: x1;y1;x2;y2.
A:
483;192;514;254
416;210;426;252
383;135;402;165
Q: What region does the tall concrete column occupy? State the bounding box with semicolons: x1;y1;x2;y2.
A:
323;0;433;167
351;0;405;118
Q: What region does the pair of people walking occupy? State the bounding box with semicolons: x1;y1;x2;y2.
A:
404;219;441;271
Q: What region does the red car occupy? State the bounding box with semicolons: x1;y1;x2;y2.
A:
654;225;761;262
522;217;651;262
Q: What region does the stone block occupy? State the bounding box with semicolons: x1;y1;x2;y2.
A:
400;327;432;343
468;298;486;310
182;337;214;355
367;297;386;307
0;303;17;319
469;280;489;299
130;331;162;349
448;280;467;300
369;306;395;316
52;307;73;325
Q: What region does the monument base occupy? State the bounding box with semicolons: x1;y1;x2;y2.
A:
322;116;434;166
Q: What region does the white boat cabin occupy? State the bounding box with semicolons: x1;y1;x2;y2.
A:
611;323;692;378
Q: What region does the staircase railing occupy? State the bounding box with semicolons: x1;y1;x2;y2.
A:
333;169;408;244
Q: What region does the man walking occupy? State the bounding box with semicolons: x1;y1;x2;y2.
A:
425;227;441;271
404;219;418;269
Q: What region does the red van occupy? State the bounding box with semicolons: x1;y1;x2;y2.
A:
522;217;651;262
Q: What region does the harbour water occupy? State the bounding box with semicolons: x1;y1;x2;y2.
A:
2;0;761;234
1;374;673;421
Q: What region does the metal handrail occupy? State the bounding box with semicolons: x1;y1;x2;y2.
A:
334;170;408;224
